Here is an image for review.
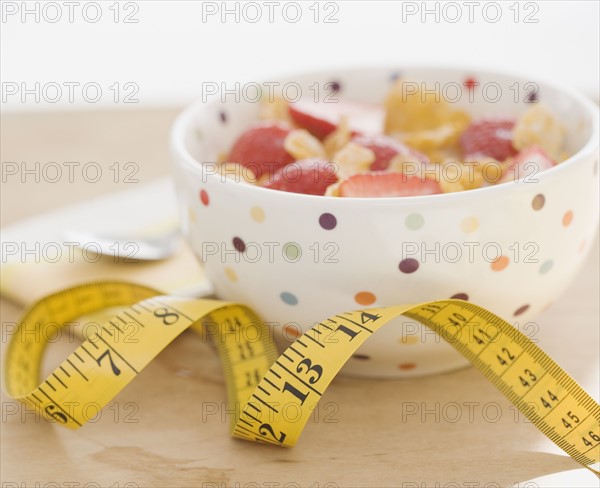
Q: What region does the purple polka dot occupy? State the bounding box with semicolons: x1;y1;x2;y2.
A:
526;90;538;103
451;293;469;301
390;71;402;82
319;213;337;230
328;81;341;93
219;111;227;123
232;237;245;253
399;258;419;274
514;304;530;316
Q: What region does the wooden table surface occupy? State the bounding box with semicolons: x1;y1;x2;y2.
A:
1;109;599;488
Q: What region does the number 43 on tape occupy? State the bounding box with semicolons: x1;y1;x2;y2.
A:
3;282;599;474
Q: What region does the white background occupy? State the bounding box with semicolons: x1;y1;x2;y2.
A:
1;0;599;112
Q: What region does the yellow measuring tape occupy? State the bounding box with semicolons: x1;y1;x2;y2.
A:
3;281;599;473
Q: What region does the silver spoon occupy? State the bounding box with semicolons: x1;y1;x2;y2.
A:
64;228;181;261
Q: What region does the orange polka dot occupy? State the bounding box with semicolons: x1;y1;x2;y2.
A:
398;363;416;370
491;255;509;272
283;324;302;339
354;291;376;306
562;210;573;227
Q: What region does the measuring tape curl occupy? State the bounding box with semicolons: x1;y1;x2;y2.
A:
3;281;599;474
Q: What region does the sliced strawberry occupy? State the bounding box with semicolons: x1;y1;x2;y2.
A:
288;99;384;139
500;145;555;183
339;172;441;198
227;123;295;179
351;134;429;171
262;159;339;196
460;117;517;161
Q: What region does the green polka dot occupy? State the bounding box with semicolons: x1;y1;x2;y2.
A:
539;260;554;274
283;242;302;261
405;213;424;230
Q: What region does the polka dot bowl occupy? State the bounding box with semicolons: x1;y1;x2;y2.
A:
171;67;599;378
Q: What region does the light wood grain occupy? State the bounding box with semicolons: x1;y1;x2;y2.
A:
1;109;598;488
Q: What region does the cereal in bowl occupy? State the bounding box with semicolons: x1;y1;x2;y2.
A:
222;80;566;197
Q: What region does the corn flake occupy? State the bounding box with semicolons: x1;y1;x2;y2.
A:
284;129;326;160
513;105;566;161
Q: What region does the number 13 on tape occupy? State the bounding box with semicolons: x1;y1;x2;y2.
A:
3;282;599;474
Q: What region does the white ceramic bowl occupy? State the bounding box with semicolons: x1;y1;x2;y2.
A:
171;67;599;378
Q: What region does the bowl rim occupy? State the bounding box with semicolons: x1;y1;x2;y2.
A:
171;65;599;206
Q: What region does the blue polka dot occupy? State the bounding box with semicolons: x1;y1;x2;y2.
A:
280;292;298;306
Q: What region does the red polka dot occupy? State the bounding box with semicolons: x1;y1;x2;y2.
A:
200;189;209;206
463;77;477;91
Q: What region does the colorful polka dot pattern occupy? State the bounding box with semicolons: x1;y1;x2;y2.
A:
191;118;592;375
205;189;578;324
